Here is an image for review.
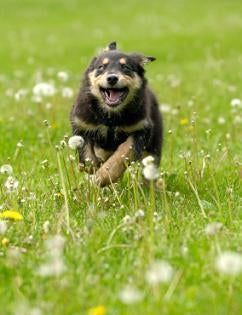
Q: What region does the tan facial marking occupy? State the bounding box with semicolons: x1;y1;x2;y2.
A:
102;58;109;65
119;58;126;64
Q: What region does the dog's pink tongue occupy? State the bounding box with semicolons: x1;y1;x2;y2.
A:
108;90;122;103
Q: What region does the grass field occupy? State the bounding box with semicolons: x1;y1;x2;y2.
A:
0;1;242;314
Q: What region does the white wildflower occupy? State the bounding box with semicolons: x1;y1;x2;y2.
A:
205;222;223;236
145;260;174;285
142;155;159;180
57;71;69;82
44;234;65;255
45;102;53;110
230;98;241;108
134;209;145;219
38;235;66;277
142;155;155;166
0;220;8;234
43;220;50;233
68;135;84;149
61;87;74;98
33;82;56;97
38;257;66;277
215;251;242;276
143;164;159;181
218;117;226;125
119;285;143;304
14;89;28;101
32;95;43;103
160;103;171;113
4;176;19;192
17;141;24;148
0;164;13;175
122;215;133;225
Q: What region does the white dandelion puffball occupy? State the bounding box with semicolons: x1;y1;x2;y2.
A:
215;251;242;276
145;260;174;285
0;220;8;235
38;257;66;277
0;164;13;175
204;222;223;236
61;87;74;98
230;98;241;108
119;285;143;304
143;164;159;181
57;71;69;82
142;155;155;166
4;176;19;192
32;82;56;97
68;135;84;150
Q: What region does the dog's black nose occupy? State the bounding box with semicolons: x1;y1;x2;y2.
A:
107;75;118;86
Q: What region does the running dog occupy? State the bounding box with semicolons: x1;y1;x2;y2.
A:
70;42;163;186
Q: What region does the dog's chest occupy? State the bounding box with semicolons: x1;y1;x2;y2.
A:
74;115;147;149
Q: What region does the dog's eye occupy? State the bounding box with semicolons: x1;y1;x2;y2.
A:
97;65;104;71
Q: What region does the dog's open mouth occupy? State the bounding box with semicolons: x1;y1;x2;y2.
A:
100;87;129;107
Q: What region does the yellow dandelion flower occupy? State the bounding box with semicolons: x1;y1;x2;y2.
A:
51;123;58;129
1;237;9;246
0;210;23;221
88;305;106;315
180;118;189;125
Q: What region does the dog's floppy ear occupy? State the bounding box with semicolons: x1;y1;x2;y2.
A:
105;41;117;51
131;54;156;66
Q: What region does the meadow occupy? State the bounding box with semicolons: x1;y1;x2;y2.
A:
0;1;241;314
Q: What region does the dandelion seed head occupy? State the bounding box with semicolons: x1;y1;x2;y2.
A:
205;222;223;236
57;71;69;82
61;87;74;98
43;220;50;233
218;117;226;125
68;135;84;150
38;257;66;277
134;209;145;219
122;215;133;225
0;220;8;234
33;82;56;97
215;251;242;276
0;164;13;175
142;155;155;166
143;164;159;181
4;176;19;193
119;285;143;304
230;98;241;108
145;260;174;285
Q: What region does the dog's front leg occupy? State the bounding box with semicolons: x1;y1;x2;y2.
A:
79;141;101;174
94;137;134;187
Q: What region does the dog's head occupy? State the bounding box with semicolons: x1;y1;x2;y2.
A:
86;42;155;112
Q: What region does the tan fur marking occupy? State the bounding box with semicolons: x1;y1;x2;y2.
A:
94;146;113;162
117;119;147;133
73;116;108;138
88;70;142;112
102;58;109;65
119;58;126;64
95;137;134;186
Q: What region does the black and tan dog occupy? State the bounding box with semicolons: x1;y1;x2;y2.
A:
70;42;163;186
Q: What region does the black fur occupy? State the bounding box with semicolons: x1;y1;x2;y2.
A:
70;43;163;171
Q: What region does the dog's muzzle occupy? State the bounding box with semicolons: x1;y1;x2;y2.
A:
99;74;129;107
